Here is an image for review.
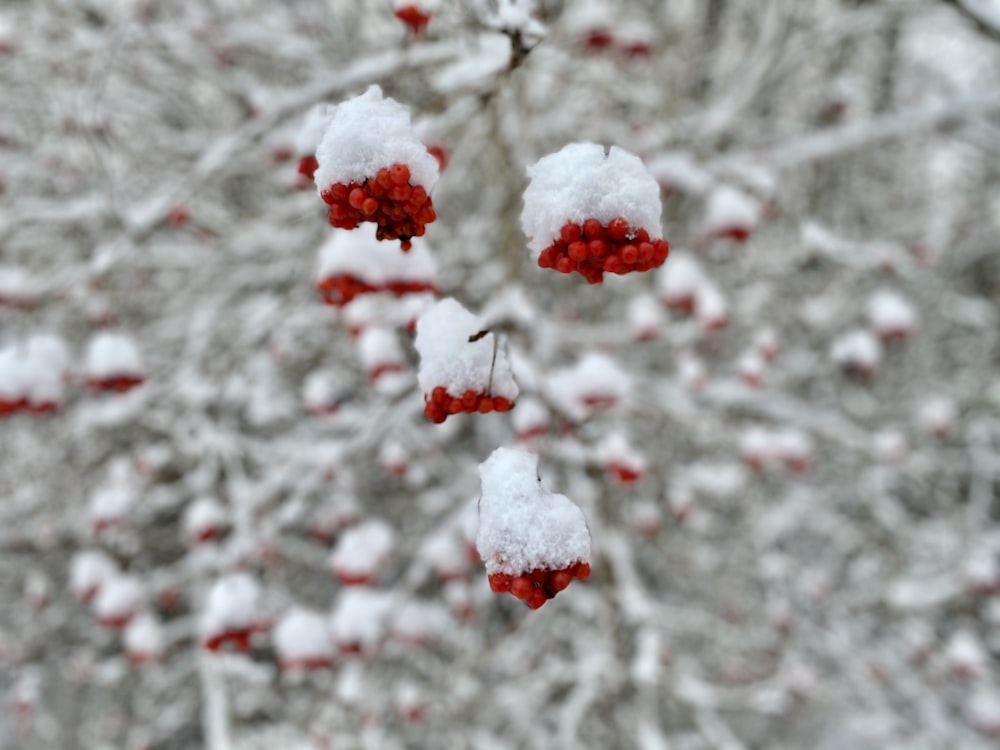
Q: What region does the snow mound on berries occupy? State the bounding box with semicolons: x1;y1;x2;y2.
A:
545;351;629;421
314;85;439;192
124;613;164;661
521;142;663;255
85;332;144;380
201;573;263;641
414;298;518;400
274;608;332;666
70;549;118;601
476;447;591;577
317;227;436;286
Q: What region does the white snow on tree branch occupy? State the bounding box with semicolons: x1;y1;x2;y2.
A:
328;588;394;654
546;351;630;421
329;519;396;584
646;152;714;196
700;185;760;239
69;549;119;602
867;289;918;340
476;447;591;577
201;573;264;644
414;297;518;399
314;85;439;192
123;612;164;663
316;227;437;288
93;574;144;627
273;608;333;669
521;142;664;256
294;104;334;159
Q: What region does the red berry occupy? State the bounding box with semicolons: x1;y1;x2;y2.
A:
348;188;367;209
588;240;606;259
621;245;639;264
462;390;479;410
546;570;573;595
568;242;588;262
493;397;513;412
510;576;533;601
607;217;629;241
478;397;494;413
410;185;427;205
638;242;654;263
526;590;547;609
446;398;463;415
389;163;410;185
602;255;623;274
575;562;591;580
556;257;576;274
635;228;650;243
560;223;582;243
431;386;448;404
362;198;379;216
424;403;446;424
488;573;512;593
538;247;558;269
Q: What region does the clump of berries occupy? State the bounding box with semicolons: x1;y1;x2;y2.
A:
297;155;319;181
317;275;437;307
537;217;669;283
321;163;435;251
488;561;591;610
423;385;514;425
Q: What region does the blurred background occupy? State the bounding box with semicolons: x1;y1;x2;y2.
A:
1;0;1000;748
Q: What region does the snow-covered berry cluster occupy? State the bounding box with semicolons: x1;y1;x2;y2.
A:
522;143;669;283
314;86;439;250
315;227;437;306
477;448;592;610
393;0;431;36
414;298;518;424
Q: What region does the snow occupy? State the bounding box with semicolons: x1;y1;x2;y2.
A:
830;329;882;374
123;613;164;661
867;289;918;338
390;599;445;644
356;326;405;379
201;573;263;641
476;447;591;576
645;152;713;196
701;185;760;237
0;266;43;306
676;353;708;392
0;335;68;408
93;574;144;624
70;549;119;601
89;481;135;530
511;395;548;439
872;429;908;464
656;251;705;309
84;332;144;380
183;497;228;542
417;527;469;579
595;431;647;476
694;281;728;330
944;629;988;678
328;588;394;654
521;142;664;255
627;294;666;340
316;226;437;287
314;85;439;192
414;297;518;399
329;519;396;581
301;370;340;413
546;351;630;421
273;608;333;666
294;103;334;158
917;395;957;437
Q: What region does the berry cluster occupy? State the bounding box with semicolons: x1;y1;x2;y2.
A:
394;4;431;36
537;218;669;283
317;275;437;307
86;374;146;393
488;561;591;610
320;163;436;251
423;386;514;424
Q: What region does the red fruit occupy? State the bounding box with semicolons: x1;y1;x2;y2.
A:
556;257;576;274
348;188;367;209
478;397;494;414
298;155;319;179
446;398;463;415
567;242;588;262
546;570;573;595
510;576;534;601
431;386;448;404
620;244;638;264
424;402;446;424
560;223;582;243
538;247;558;268
389;163;410;185
588;240;606;259
526;590;547;609
488;573;512;593
394;4;431;36
493;397;513;412
462;390;479;409
575;562;591;580
607;216;629;241
582;218;605;240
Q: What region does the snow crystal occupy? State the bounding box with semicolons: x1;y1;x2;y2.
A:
414;297;518;399
201;573;263;640
646;151;713;196
329;519;395;580
314;85;439;192
701;185;760;237
70;549;119;601
328;588;394;653
85;332;144;380
273;608;333;665
476;447;591;576
521;142;664;255
317;226;437;287
546;351;629;421
123;613;164;661
294;103;334;158
867;289;918;338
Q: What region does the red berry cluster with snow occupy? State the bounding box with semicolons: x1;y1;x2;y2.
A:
656;251;728;330
521;142;669;283
414;298;518;424
273;608;333;671
314;86;439;250
329;518;395;586
700;185;761;243
200;573;267;651
0;334;69;414
0;266;43;309
315;226;437;306
476;448;592;610
866;288;918;342
84;331;146;393
545;351;629;423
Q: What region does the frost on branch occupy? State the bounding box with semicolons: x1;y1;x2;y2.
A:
414;298;518;423
476;447;591;609
315;85;439;249
521;142;669;283
315;227;438;307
